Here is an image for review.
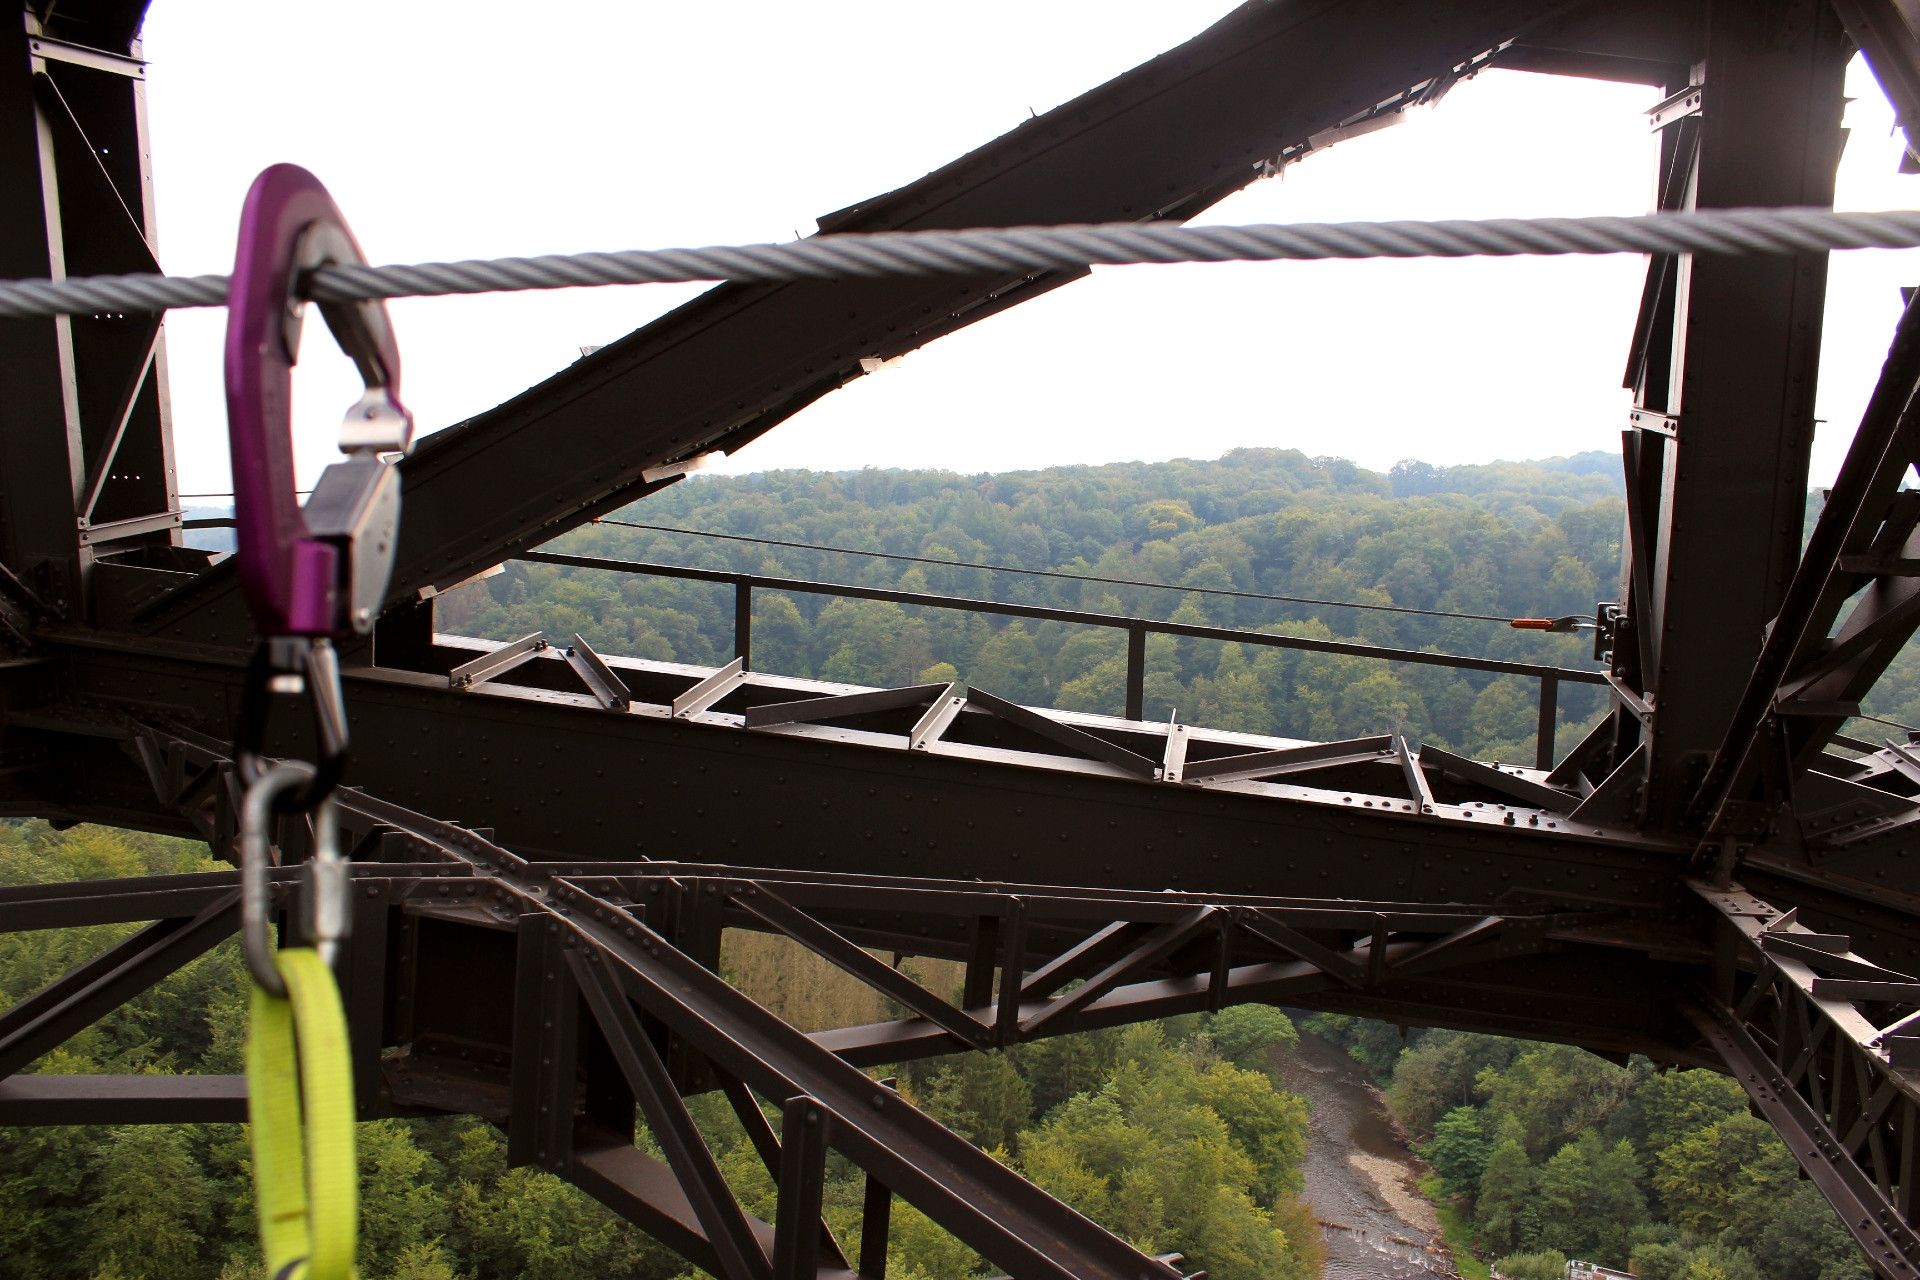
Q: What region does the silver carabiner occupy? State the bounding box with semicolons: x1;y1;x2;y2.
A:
240;760;346;997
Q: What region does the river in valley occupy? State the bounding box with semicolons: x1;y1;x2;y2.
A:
1273;1030;1462;1280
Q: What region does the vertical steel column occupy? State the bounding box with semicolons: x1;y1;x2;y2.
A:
1627;0;1848;826
772;1095;830;1280
0;9;179;611
507;916;580;1173
0;12;86;603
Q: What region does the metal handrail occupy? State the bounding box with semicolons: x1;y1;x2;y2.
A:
176;521;1605;767
520;549;1605;770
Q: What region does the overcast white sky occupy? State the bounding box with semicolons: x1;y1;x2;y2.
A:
140;2;1920;495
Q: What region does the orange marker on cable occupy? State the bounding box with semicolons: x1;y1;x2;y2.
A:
1508;615;1595;634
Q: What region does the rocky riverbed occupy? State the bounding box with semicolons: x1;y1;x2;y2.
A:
1273;1030;1463;1279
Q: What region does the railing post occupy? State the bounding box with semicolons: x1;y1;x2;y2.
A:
735;581;752;669
859;1078;898;1278
774;1094;831;1279
1125;626;1146;721
1535;674;1559;770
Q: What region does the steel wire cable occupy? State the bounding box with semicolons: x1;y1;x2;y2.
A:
1852;711;1920;736
5;206;1920;318
591;518;1522;624
166;496;1532;625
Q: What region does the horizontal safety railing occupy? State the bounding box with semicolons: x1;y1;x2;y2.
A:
519;549;1607;770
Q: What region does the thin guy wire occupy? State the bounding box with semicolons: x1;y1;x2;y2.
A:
1853;711;1920;735
4;206;1920;318
178;490;310;499
591;518;1519;624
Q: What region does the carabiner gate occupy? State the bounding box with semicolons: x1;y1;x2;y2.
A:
224;164;414;839
226;162;413;642
240;761;346;998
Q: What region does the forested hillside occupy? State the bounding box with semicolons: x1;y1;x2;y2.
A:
444;449;1629;762
437;445;1920;754
1309;1016;1867;1280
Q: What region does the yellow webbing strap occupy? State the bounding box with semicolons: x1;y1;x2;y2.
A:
248;948;357;1280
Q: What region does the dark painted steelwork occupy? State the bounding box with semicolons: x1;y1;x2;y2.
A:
1695;295;1920;840
1687;882;1920;1276
1616;0;1850;828
15;2;1920;1275
0;5;180;612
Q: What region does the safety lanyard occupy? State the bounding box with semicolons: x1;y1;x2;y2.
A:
248;949;358;1280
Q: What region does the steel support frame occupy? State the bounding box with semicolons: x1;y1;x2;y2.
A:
0;889;237;1076
7;2;1920;1276
0;6;178;613
1689;882;1920;1277
36;641;1695;920
0;749;1211;1279
1693;294;1920;839
0;730;1699;1278
1615;0;1849;826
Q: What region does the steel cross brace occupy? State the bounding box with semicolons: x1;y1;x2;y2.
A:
0;852;1562;1277
0;889;237;1077
1689;880;1920;1277
1694;294;1920;843
0;721;1656;1279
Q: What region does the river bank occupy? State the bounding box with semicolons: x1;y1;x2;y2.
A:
1273;1029;1465;1280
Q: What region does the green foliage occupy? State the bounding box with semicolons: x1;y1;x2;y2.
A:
1318;1008;1869;1280
1188;1056;1310;1204
1495;1247;1569;1280
1016;1024;1317;1280
1475;1132;1538;1257
1011;1025;1127;1118
1474;1043;1631;1160
1632;1239;1694;1280
356;1120;451;1274
1677;1241;1764;1280
1652;1112;1787;1235
916;1050;1032;1153
454;1164;662;1280
1420;1106;1491;1202
886;1202;984;1278
1747;1181;1872;1280
1387;1030;1520;1137
444;449;1625;761
1531;1131;1646;1265
385;1240;460;1280
1203;1005;1298;1076
86;1126;214;1280
1628;1068;1748;1154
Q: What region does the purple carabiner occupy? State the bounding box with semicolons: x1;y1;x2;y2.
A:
224;163;412;637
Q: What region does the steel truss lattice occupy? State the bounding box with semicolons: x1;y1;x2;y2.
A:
12;1;1920;1277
